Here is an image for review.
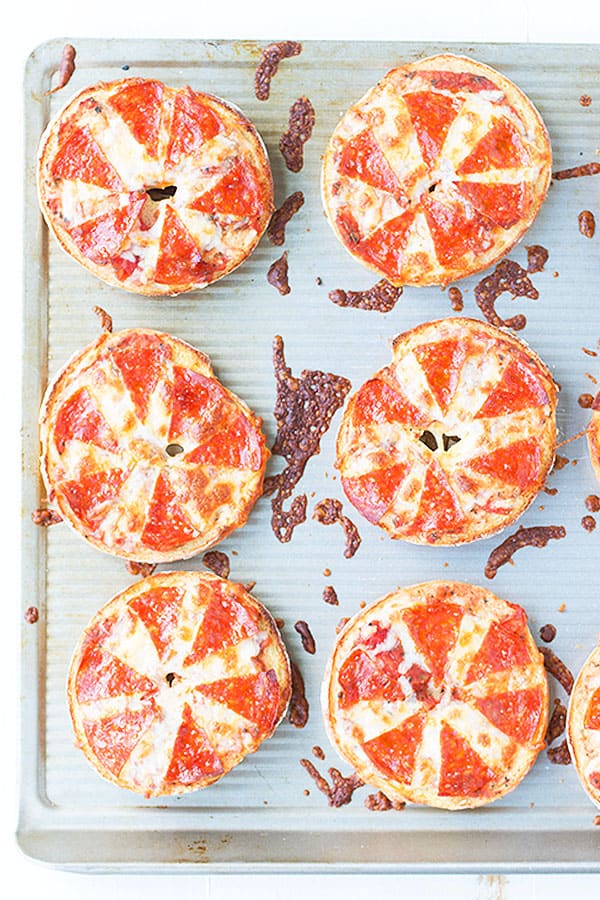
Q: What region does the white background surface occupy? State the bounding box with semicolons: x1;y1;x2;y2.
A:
5;2;600;896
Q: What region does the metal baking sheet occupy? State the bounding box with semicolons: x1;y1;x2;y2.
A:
19;37;600;872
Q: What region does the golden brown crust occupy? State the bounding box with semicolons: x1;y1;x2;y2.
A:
335;317;557;545
322;54;551;286
567;641;600;807
37;78;274;296
322;580;548;810
67;571;291;797
39;328;269;562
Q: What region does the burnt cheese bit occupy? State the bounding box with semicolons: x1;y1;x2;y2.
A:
545;697;567;745
553;162;600;180
474;259;538;331
328;279;402;313
267;191;305;245
538;645;574;695
201;550;231;578
267;252;291;295
323;585;339;606
288;660;309;728
300;758;364;807
547;738;572;765
92;305;113;333
24;606;39;624
254;40;302;101
448;286;464;311
578;210;596;238
579;393;595;408
46;43;76;95
365;791;406;811
526;244;549;273
267;336;351;543
484;525;567;579
539;623;557;643
294;620;316;654
313;498;361;558
126;560;157;577
279;97;315;173
31;508;63;526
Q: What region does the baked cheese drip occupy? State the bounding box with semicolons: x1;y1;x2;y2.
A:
335;317;557;545
322;581;548;810
37;78;274;295
322;54;551;286
586;392;600;483
39;329;269;562
67;572;291;797
567;642;600;807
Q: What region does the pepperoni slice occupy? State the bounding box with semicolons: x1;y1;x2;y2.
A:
465;608;531;684
54;386;118;454
195;670;282;733
189;158;263;223
465;437;542;489
355;209;416;274
58;468;127;530
51;125;124;190
76;643;157;703
164;703;224;785
341;463;409;525
185;413;264;470
129;586;185;661
110;330;173;424
475;686;544;743
351;378;428;429
413;338;467;414
475;357;550;419
403;598;464;685
438;723;496;797
362;712;427;783
584;688;600;730
185;586;260;664
457;118;529;175
166;87;223;165
154;206;223;286
410;462;466;539
337;641;406;709
84;701;159;777
421;190;493;266
107;79;164;157
454;181;529;229
403;91;463;169
169;366;230;442
337;129;404;197
141;470;197;552
67;193;146;264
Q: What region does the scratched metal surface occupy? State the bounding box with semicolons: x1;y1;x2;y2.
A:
19;37;600;871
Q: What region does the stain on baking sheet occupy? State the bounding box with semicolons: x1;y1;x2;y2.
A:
264;336;351;543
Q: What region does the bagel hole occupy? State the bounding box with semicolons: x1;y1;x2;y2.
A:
442;434;461;451
146;185;177;201
165;443;184;457
418;430;438;451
